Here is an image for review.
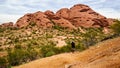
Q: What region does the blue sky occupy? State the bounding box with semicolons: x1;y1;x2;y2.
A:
0;0;120;23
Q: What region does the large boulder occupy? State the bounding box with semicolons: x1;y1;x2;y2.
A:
15;13;33;27
53;18;76;29
56;8;70;19
68;4;108;28
15;11;53;28
32;11;52;28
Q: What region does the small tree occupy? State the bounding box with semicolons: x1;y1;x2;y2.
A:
0;57;8;68
81;28;104;48
110;20;120;36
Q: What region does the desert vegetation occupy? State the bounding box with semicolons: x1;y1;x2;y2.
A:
0;20;120;67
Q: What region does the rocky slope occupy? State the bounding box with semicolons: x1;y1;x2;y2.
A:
14;4;114;29
14;37;120;68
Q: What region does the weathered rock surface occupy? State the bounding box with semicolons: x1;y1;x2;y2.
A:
14;4;115;29
0;22;14;28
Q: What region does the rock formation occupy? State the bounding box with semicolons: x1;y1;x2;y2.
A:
0;22;13;28
14;4;115;29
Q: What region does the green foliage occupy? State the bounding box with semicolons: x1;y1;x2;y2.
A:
29;22;36;26
27;49;39;61
46;33;53;38
7;48;39;66
14;44;22;49
13;37;19;43
8;49;25;66
59;45;71;52
110;20;120;35
81;28;105;48
0;20;118;67
32;30;36;34
53;25;64;30
75;44;85;51
11;27;19;30
0;48;4;51
45;51;55;57
0;27;6;32
40;45;59;57
0;57;8;67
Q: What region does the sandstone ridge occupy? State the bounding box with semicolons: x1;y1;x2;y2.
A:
14;4;114;29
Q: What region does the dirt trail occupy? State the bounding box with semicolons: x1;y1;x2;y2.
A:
14;37;120;68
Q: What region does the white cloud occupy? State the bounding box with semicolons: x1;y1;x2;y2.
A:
90;0;106;4
95;8;120;18
0;14;22;24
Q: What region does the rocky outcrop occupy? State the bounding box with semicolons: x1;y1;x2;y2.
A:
15;11;53;28
56;8;70;19
0;22;14;28
15;4;115;29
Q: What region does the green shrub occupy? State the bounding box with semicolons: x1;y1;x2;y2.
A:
7;47;40;66
27;49;39;61
75;44;85;51
14;44;22;49
53;25;64;31
45;51;55;57
46;33;53;38
0;27;6;33
40;45;59;57
0;48;4;51
8;49;27;66
0;57;8;68
59;45;71;53
81;28;105;48
13;38;19;43
29;22;36;26
32;30;36;34
110;20;120;36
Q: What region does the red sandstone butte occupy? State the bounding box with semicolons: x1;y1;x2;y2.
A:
15;4;114;29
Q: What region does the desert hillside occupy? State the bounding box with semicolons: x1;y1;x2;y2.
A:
14;37;120;68
0;4;120;68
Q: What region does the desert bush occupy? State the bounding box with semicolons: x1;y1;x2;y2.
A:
59;45;71;53
0;57;9;68
45;51;56;57
29;22;36;26
12;27;19;30
0;48;4;51
7;47;41;66
110;20;120;36
27;48;39;61
75;43;86;51
81;28;105;48
32;30;36;34
40;45;59;57
0;27;6;33
7;49;25;66
53;25;65;31
14;44;22;49
46;33;53;38
13;37;19;43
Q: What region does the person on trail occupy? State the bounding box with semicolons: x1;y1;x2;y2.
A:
71;41;75;52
